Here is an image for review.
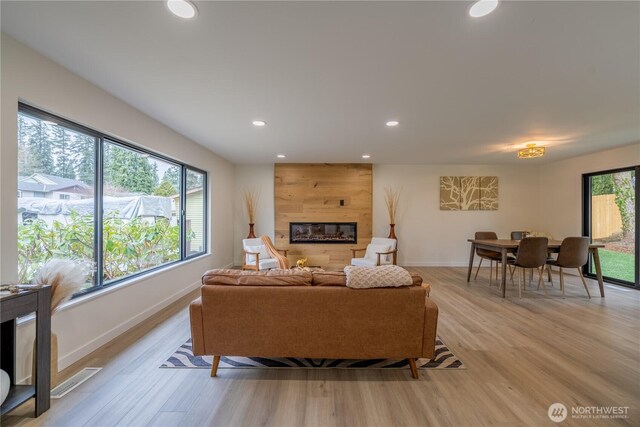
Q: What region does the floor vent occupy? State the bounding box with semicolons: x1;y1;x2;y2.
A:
51;367;102;399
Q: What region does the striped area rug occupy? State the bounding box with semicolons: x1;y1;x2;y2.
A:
161;338;464;370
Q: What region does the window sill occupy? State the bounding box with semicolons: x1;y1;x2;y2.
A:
16;253;210;327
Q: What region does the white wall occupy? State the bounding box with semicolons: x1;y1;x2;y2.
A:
539;143;640;239
372;165;543;265
1;34;234;380
232;164;275;265
232;163;543;266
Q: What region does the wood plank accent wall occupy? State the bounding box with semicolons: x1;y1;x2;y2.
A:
275;164;372;270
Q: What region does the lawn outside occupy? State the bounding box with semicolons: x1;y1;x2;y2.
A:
593;249;636;283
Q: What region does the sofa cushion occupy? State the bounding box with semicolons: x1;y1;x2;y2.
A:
312;270;423;287
311;271;348;286
343;265;413;289
202;269;312;286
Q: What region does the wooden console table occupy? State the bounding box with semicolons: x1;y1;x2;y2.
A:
0;286;51;417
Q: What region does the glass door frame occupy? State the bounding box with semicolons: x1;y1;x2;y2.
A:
582;165;640;288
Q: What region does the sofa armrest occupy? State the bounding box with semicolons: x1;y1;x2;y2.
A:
422;297;439;359
189;297;206;356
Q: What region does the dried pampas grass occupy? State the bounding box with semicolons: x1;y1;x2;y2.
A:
384;187;401;224
33;259;91;314
243;187;260;224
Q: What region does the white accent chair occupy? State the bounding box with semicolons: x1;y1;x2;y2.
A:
242;238;288;271
350;237;398;267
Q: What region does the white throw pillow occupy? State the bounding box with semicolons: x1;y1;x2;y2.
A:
245;245;270;263
343;265;412;288
364;243;391;261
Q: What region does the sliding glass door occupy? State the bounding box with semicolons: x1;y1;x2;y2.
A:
583;166;639;288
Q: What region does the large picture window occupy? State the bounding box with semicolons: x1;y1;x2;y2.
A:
17;104;208;294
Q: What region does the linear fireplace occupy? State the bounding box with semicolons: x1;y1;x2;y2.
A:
289;222;357;244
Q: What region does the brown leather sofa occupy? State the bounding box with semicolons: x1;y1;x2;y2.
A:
189;269;438;379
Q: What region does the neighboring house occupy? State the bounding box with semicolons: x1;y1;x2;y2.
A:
172;188;204;255
18;173;91;200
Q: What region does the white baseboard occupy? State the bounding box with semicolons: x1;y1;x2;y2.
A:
402;262;470;267
56;279;202;371
55;262;233;371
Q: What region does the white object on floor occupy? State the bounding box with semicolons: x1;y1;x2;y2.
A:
0;369;9;405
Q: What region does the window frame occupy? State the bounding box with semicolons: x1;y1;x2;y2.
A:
184;167;208;260
18;102;208;296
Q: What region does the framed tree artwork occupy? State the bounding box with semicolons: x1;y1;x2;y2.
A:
439;176;499;211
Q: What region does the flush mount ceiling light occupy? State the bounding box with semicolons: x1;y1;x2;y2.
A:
386;120;399;127
167;0;197;19
362;154;371;159
277;154;286;158
517;143;545;159
469;0;499;18
252;120;266;127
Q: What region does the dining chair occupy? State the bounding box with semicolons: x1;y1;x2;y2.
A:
474;231;502;285
509;231;554;283
506;237;549;297
546;237;591;298
509;231;527;271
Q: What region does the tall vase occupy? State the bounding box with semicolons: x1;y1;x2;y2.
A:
247;223;256;239
388;223;397;240
33;332;58;389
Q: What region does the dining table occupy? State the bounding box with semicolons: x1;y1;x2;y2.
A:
467;239;606;298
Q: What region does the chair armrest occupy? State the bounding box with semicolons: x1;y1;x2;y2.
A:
242;250;260;269
351;248;366;257
276;248;288;257
376;249;398;266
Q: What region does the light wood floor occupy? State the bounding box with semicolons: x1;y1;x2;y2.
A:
2;267;639;426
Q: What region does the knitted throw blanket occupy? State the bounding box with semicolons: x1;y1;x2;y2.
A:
343;265;413;289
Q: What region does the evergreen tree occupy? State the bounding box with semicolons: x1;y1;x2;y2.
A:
187;171;204;190
52;126;77;179
153;179;178;197
75;134;96;185
105;145;155;194
151;162;160;188
162;166;181;189
17;114;55;176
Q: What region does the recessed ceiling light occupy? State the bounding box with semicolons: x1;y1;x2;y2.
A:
469;0;499;18
252;120;266;127
42;120;57;126
386;120;399;127
167;0;197;19
362;154;371;159
277;154;286;158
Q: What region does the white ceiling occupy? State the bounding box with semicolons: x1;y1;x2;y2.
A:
2;1;639;164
